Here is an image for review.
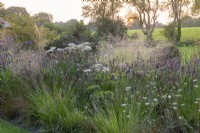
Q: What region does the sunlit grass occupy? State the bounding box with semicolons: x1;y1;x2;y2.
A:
179;46;200;64
128;27;200;41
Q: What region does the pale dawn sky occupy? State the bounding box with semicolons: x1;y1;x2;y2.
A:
2;0;169;24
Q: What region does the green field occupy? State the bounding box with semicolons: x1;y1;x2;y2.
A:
128;27;200;41
179;46;200;63
127;27;200;63
0;120;29;133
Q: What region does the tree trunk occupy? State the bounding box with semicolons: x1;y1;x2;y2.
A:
172;18;177;43
176;19;181;42
146;30;153;46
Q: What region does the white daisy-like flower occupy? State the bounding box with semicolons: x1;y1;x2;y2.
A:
102;67;110;73
153;98;158;102
84;69;91;73
194;101;199;104
145;103;150;106
177;89;183;92
122;103;127;107
95;69;100;72
193;79;197;82
168;95;172;99
125;86;131;91
173;107;177;110
143;97;148;100
175;95;182;98
194;85;199;88
180;104;185;107
93;64;103;69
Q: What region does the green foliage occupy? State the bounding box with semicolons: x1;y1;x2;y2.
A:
5;12;36;46
33;12;53;27
28;87;88;132
162;23;175;41
47;20;98;48
6;6;29;16
0;2;6;18
1;69;29;119
192;0;200;14
96;18;127;37
181;16;200;27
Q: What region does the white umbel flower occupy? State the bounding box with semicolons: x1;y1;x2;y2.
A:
56;48;64;52
93;64;103;69
83;46;92;52
47;47;56;53
68;43;76;47
102;67;110;72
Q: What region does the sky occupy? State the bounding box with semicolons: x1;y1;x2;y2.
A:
2;0;169;24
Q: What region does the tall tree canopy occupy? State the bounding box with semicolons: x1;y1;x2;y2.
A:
33;12;53;27
130;0;159;44
82;0;123;21
192;0;200;14
6;6;29;16
3;6;36;44
82;0;127;37
166;0;190;42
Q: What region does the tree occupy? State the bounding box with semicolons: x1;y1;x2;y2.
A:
192;0;200;15
33;12;53;27
126;11;139;28
6;6;29;16
82;0;122;21
130;0;159;44
166;0;190;42
0;2;6;18
82;1;126;37
5;6;36;44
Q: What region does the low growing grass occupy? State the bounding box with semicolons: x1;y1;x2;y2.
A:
28;86;89;132
128;27;200;42
178;46;200;63
0;119;30;133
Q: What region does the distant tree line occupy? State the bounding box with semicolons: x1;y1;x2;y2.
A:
129;16;200;30
1;0;200;47
181;16;200;27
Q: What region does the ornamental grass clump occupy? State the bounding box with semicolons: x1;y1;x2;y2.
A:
28;86;90;132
